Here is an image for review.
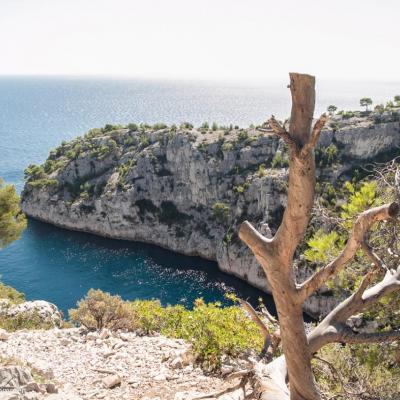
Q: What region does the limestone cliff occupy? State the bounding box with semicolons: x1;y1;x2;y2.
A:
21;112;400;316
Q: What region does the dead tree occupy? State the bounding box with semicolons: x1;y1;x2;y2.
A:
238;73;400;400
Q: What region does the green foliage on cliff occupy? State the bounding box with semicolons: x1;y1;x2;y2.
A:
271;151;289;168
0;282;25;305
315;144;338;167
69;289;263;370
0;180;27;249
0;311;54;332
212;202;230;222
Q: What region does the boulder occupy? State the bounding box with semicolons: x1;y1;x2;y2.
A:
0;366;33;388
0;301;62;327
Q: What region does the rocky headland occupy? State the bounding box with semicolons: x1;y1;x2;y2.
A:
21;110;400;317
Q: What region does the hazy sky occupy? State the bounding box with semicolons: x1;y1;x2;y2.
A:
1;0;399;80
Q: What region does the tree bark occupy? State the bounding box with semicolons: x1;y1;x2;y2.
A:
240;73;321;400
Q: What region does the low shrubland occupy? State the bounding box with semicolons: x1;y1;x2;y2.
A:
69;289;263;369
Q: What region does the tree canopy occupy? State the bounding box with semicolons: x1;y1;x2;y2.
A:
0;179;27;249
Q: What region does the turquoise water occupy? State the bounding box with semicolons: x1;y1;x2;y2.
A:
1;76;399;313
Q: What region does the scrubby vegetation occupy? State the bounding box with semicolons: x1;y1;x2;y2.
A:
0;179;27;249
0;281;25;305
69;289;263;370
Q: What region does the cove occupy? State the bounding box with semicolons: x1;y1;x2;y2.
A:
0;218;276;315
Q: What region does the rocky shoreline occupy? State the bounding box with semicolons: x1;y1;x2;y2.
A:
21;112;400;317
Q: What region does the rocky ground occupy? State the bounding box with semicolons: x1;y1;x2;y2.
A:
0;328;246;400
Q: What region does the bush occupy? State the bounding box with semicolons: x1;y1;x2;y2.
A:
212;202;230;222
27;179;58;189
161;298;263;369
257;164;267;177
314;343;400;399
238;130;249;141
0;311;54;332
180;122;194;130
24;165;46;181
69;290;263;370
200;122;209;131
152;123;168;130
127;123;138;132
271;152;288;168
69;289;135;330
0;282;25;305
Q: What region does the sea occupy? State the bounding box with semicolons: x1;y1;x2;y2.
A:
1;76;399;314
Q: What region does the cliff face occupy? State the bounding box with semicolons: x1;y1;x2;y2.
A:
21;115;400;316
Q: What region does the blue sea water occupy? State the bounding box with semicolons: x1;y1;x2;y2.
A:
0;76;399;314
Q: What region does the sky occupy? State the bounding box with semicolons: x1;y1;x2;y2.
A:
0;0;399;81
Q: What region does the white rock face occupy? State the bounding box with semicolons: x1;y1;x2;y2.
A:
21;117;400;317
0;301;62;327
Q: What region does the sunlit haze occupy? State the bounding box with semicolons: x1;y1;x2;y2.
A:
1;0;399;80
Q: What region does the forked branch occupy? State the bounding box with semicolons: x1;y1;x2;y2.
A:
299;202;399;301
267;115;297;151
300;114;328;158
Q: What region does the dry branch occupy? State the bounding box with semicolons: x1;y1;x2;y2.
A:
299;202;399;301
300;114;328;158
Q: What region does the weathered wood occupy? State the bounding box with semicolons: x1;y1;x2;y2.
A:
240;73;321;400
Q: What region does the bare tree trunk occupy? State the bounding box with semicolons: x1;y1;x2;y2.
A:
240;73;321;400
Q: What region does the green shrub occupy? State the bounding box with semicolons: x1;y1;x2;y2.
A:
180;122;194;130
27;179;58;189
257;164;267;177
0;282;25;305
103;124;122;132
314;343;400;399
127;123;138;131
211;122;218;131
0;311;54;332
234;182;250;194
139;134;150;147
161;298;263;369
69;290;263;370
69;289;135;330
271;152;288;168
238;130;249;141
200;122;209;131
24;164;46;181
212;202;230;222
316;144;338;167
221;142;233;151
153;123;168;130
128;300;165;334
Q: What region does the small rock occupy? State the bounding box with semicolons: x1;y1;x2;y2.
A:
0;329;9;341
102;374;121;389
24;382;41;392
170;357;183;369
45;383;58;393
86;332;98;341
99;329;110;340
153;373;166;381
